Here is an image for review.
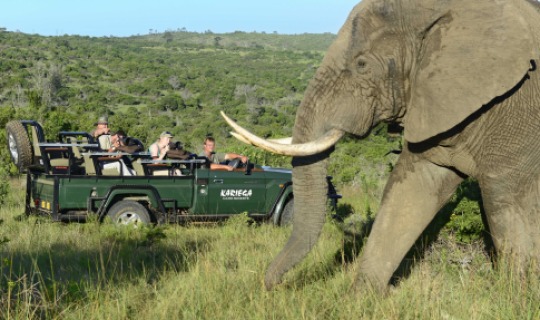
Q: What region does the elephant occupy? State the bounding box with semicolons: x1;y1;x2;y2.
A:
221;0;540;294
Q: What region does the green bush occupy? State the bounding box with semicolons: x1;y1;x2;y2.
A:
446;198;484;243
0;167;9;206
441;179;485;243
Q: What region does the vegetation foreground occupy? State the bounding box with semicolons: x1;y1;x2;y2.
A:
0;179;538;319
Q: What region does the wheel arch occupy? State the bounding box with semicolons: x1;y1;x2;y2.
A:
95;185;166;222
271;183;294;225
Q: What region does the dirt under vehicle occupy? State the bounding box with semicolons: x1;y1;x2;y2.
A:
6;120;340;226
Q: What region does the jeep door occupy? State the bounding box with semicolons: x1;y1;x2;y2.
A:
206;169;266;214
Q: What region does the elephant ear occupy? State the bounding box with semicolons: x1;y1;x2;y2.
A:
404;1;538;143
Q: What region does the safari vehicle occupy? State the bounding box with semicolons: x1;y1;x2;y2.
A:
6;120;340;226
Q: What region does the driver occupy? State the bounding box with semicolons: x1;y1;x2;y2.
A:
200;136;247;171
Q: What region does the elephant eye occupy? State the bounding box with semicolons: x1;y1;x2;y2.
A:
356;59;368;71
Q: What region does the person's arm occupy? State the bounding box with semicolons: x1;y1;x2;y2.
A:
92;127;109;138
109;139;121;153
158;144;169;160
224;152;248;163
210;163;234;171
150;144;168;160
117;144;139;154
149;144;160;159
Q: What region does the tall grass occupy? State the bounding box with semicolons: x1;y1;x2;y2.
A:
1;179;539;319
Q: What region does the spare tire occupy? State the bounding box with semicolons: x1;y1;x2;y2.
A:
6;121;33;173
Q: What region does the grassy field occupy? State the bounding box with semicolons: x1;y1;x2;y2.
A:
1;178;539;319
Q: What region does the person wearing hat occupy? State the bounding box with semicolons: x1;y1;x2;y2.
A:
91;116;110;139
90;116;115;153
148;131;173;161
147;131;182;176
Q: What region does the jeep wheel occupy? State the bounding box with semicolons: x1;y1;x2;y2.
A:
280;198;294;226
6;121;33;173
107;201;152;227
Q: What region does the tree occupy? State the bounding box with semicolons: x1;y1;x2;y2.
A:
163;31;173;43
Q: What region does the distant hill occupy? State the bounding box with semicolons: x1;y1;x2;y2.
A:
0;30;335;146
132;30;338;52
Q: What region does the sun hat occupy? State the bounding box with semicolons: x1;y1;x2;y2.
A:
160;131;173;138
94;116;108;125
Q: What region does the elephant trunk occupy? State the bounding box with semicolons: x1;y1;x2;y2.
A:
265;151;330;289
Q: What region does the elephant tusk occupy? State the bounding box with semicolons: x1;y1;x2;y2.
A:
229;131;252;145
221;111;344;156
268;137;292;145
235;133;292;146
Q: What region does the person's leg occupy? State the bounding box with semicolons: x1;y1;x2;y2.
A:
103;162;121;174
119;160;135;176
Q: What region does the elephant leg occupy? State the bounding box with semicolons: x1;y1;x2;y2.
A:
479;173;540;273
355;148;464;293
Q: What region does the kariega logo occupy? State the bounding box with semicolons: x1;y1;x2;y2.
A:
220;189;253;200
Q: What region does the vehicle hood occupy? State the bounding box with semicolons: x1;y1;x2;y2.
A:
261;166;292;174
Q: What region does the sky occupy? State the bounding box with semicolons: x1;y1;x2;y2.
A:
0;0;360;37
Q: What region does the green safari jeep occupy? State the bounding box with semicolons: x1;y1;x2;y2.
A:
6;120;340;226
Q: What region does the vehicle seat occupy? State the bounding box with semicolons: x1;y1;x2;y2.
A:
132;160;146;176
30;125;70;172
145;163;171;176
67;137;84;162
30;125;42;161
83;154;120;176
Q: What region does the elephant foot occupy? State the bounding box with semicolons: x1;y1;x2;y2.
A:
495;250;540;278
264;271;283;290
352;272;391;296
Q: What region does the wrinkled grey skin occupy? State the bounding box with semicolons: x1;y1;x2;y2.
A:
264;0;540;293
